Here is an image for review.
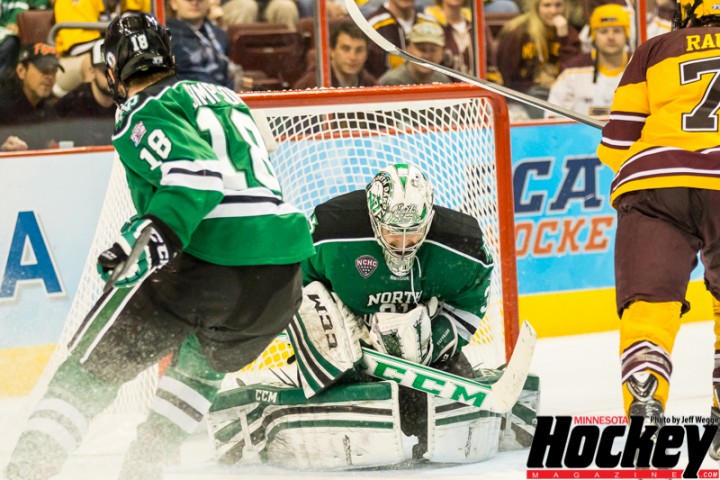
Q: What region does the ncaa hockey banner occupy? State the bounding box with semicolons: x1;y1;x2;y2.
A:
0;149;112;394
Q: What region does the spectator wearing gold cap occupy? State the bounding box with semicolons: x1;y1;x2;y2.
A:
546;3;630;117
378;22;452;86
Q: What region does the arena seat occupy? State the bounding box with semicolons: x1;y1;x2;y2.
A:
226;22;306;89
485;11;519;37
16;9;54;45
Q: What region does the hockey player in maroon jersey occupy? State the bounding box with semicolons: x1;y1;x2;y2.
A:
597;0;720;451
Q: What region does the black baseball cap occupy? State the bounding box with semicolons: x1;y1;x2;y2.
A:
18;43;64;73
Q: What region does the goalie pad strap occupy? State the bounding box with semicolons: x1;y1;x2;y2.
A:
287;281;363;398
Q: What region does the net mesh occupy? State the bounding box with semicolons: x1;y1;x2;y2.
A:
32;85;514;415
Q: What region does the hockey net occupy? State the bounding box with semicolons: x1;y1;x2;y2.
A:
35;83;518;415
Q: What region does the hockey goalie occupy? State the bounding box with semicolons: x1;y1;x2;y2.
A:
206;164;539;469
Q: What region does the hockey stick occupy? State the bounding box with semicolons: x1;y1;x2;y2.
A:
102;225;154;293
276;320;536;413
359;320;536;413
343;0;606;130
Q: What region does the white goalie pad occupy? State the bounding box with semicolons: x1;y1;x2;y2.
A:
426;395;502;463
286;281;364;398
207;381;411;469
499;372;540;451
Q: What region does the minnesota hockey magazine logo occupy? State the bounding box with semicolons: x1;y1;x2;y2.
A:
526;415;719;478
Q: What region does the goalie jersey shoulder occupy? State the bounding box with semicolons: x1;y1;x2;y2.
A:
311;190;491;265
311;190;374;242
428;205;492;265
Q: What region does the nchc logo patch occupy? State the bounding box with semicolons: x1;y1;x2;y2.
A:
355;255;378;278
526;416;719;478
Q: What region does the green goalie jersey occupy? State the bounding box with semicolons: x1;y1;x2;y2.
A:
303;190;494;346
112;76;314;266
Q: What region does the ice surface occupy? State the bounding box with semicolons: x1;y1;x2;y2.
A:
1;321;717;479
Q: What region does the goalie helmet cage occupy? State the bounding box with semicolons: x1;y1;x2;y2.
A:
36;82;519;415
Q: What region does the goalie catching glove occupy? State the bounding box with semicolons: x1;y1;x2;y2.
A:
97;215;181;288
367;298;461;366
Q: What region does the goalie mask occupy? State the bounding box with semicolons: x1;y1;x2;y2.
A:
675;0;720;28
366;164;434;276
103;12;174;104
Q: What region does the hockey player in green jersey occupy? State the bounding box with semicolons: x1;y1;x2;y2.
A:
4;12;314;480
205;163;539;468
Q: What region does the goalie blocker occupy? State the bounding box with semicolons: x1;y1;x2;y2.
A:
207;371;539;468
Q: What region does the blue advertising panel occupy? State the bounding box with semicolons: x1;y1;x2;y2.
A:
510;123;616;294
0;152;112;348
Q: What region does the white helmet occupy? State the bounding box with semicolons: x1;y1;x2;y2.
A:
366;164;435;276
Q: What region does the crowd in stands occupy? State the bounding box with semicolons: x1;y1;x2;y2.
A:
0;0;679;151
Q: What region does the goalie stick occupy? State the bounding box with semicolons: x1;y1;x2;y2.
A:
342;0;606;130
276;320;536;413
360;320;536;413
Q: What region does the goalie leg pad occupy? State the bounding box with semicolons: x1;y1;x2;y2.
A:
207;381;412;469
499;372;540;451
287;281;363;398
426;394;502;463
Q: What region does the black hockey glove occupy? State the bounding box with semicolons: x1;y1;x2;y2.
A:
97;215;181;288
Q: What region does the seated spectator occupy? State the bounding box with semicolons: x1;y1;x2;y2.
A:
424;0;474;75
496;0;581;95
378;21;451;85
222;0;299;31
53;0;150;96
167;0;233;89
364;0;437;78
0;42;60;150
423;0;506;83
293;20;377;89
546;3;630;117
0;43;60;122
54;40;114;144
580;0;670;46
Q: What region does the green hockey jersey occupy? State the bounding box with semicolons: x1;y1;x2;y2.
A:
112;76;314;266
303;190;494;344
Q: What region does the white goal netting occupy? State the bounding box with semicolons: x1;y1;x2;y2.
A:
32;83;518;416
